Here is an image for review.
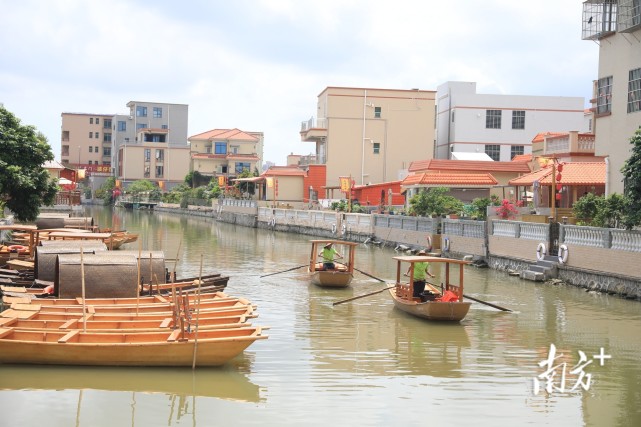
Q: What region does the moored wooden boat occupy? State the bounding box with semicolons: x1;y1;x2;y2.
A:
0;312;250;332
308;240;359;288
387;256;472;322
9;297;253;315
12;289;230;306
0;326;268;366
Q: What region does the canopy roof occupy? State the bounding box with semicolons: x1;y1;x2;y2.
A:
401;172;498;187
508;162;606;186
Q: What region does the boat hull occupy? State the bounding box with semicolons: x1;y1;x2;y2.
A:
309;270;353;287
387;288;471;321
0;327;267;367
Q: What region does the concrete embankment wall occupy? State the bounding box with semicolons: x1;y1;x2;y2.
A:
152;202;641;300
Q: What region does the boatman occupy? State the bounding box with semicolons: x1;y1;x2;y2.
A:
405;250;435;299
319;242;343;270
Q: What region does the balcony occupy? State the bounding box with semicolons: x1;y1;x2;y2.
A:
618;0;641;32
300;117;327;142
545;131;595;155
582;0;617;40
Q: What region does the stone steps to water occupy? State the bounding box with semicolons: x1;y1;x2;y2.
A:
520;254;560;282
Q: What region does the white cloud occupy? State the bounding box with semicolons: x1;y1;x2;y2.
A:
0;0;596;165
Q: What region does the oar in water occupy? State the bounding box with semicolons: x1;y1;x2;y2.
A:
462;294;512;312
260;264;307;278
333;286;395;306
426;281;512;312
353;267;386;283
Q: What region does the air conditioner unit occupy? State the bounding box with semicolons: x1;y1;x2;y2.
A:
128;116;133;120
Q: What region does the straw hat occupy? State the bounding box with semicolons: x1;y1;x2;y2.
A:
417;250;427;255
324;242;333;248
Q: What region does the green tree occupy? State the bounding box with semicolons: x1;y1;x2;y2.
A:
95;177;116;205
471;197;492;220
185;170;204;188
572;192;602;225
0;107;57;221
594;193;626;228
621;128;641;229
408;187;463;217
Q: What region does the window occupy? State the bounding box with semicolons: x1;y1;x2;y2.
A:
215;142;227;154
104;133;111;142
103;147;111;156
89;132;93;138
155;149;164;161
96;118;100;125
597;76;613;114
486;110;502;129
374;107;381;118
137;123;147;130
89;146;93;153
95;132;99;139
144;166;150;178
62;131;69;141
235;162;250;174
94;146;98;152
485;144;501;161
117;121;126;132
451;111;455;122
104;119;111;129
628;68;641;113
151;135;163;142
162;124;168;129
89;118;94;124
88;160;92;165
153;107;162;118
511;145;525;159
155;165;164;178
230;145;239;154
144;149;151;162
373;142;380;154
136;106;147;117
512;111;525;129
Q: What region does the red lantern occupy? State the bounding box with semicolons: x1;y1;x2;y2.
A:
556;184;562;192
556;173;562;182
555;193;562;200
557;164;564;173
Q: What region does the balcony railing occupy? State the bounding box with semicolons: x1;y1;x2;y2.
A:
300;117;327;132
582;0;618;40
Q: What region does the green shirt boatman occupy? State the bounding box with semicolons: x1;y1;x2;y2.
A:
319;242;343;270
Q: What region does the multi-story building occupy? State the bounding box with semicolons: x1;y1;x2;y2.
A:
300;86;436;186
188;128;263;182
112;101;190;189
60;112;114;173
582;0;641;195
436;81;588;162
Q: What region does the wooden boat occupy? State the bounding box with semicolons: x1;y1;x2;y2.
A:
1;305;258;321
0;312;250;332
0;225;37;264
105;231;138;249
9;297;253;315
308;240;359;287
387;255;472;322
0;326;268;366
142;273;230;294
9;289;231;306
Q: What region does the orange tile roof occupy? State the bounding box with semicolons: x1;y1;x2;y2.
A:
262;167;306;177
509;162;605;186
408;159;530;173
189;128;259;142
401;172;498;187
531;132;567;143
511;154;532;162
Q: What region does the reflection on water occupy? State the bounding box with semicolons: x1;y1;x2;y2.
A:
0;206;639;426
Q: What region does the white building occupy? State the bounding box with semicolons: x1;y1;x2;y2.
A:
583;0;641;195
436;81;588;162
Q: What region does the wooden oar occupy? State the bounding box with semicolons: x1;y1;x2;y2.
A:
333;286;395;306
260;265;307;278
426;280;512;312
353;267;386;283
463;294;512;312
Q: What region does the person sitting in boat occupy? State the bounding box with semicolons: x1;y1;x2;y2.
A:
405;250;435;299
319;242;343;270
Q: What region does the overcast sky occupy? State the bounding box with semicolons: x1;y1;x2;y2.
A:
1;0;597;166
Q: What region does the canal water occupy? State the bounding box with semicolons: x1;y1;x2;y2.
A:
1;206;640;427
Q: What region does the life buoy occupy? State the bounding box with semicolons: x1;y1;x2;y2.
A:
341;223;346;236
558;244;569;264
44;285;55;295
8;245;27;253
443;237;450;252
331;223;337;234
536;243;546;261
